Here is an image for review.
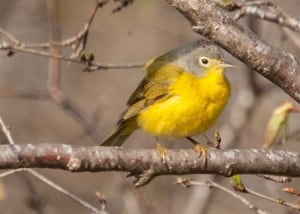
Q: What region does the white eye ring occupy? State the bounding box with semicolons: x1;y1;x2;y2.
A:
199;57;210;66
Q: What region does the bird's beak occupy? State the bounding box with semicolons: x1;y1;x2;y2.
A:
219;63;235;68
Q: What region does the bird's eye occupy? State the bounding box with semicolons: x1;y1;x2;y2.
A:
199;57;209;66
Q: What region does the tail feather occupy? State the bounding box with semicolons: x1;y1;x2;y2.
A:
100;119;137;146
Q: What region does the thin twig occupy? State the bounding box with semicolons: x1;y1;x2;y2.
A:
0;0;144;71
27;169;104;214
257;175;292;183
0;45;144;70
1;0;100;50
208;180;268;214
0;89;49;99
218;0;300;32
176;178;268;214
0;168;103;213
0;168;25;178
0;27;19;44
0;117;15;145
246;187;300;211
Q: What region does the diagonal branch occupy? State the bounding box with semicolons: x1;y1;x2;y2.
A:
165;0;300;103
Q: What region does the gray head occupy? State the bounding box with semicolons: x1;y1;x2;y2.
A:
170;39;225;75
147;39;232;76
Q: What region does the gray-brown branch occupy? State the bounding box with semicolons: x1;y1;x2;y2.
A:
166;0;300;103
1;143;300;186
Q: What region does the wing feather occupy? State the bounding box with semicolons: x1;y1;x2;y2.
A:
118;58;184;124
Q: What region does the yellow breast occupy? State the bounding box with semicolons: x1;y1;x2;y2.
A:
137;68;231;137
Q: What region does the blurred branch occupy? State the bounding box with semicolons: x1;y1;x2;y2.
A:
0;0;143;141
0;28;19;44
245;186;300;211
0;143;300;187
0;0;144;71
178;176;300;213
0;90;102;142
282;28;300;50
0;45;144;70
0;89;49;100
1;0;100;50
0;0;137;50
46;0;62;89
45;0;102;142
176;178;268;214
234;0;300;31
212;0;300;32
112;0;134;13
216;0;300;32
256;174;292;183
32;0;102;57
49;92;102;141
0;30;144;71
0;169;104;213
166;0;300;103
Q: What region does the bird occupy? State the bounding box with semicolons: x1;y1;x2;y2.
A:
100;39;233;148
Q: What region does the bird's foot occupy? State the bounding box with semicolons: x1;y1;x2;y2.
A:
194;144;208;159
156;142;169;164
186;136;208;167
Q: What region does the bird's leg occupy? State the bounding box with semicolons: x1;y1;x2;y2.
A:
206;130;222;149
204;134;213;145
186;136;208;159
155;137;169;164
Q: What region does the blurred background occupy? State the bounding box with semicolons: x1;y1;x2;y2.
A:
0;0;300;213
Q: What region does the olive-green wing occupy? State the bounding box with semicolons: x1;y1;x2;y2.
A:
118;62;184;124
126;56;166;106
117;77;171;124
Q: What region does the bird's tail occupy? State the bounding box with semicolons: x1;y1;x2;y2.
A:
100;119;137;146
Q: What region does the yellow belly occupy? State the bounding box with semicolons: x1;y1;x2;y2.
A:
137;71;230;137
